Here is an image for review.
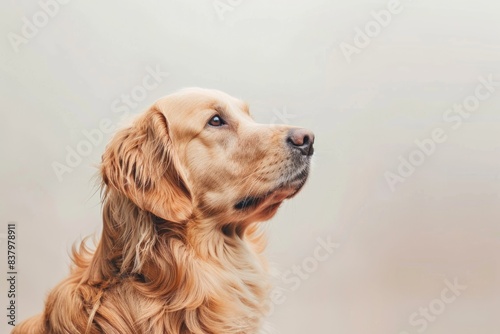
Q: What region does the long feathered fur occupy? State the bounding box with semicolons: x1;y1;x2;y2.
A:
14;103;271;334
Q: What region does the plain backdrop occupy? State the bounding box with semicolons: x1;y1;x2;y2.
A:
1;0;500;333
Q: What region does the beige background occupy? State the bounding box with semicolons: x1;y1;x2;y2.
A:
1;0;500;333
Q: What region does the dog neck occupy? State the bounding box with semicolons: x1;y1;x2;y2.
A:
78;190;270;332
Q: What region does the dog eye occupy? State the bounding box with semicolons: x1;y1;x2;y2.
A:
208;115;225;127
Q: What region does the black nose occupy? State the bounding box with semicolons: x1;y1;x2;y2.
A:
287;128;315;156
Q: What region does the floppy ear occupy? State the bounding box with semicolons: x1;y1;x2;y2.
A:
101;105;192;222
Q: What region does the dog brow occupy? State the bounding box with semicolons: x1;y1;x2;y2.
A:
213;104;225;113
241;103;250;115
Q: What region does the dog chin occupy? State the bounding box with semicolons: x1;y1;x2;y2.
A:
234;175;309;212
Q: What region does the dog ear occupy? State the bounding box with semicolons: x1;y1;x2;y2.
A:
101;105;192;222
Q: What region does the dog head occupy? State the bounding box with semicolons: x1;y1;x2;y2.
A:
101;88;314;225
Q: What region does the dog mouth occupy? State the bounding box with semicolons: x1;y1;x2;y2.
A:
235;196;264;210
234;166;309;211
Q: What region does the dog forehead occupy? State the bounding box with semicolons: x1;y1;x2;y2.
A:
155;88;249;123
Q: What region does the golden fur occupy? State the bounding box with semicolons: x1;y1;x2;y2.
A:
14;88;314;334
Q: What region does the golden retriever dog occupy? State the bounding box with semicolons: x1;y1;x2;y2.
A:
14;88;314;334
